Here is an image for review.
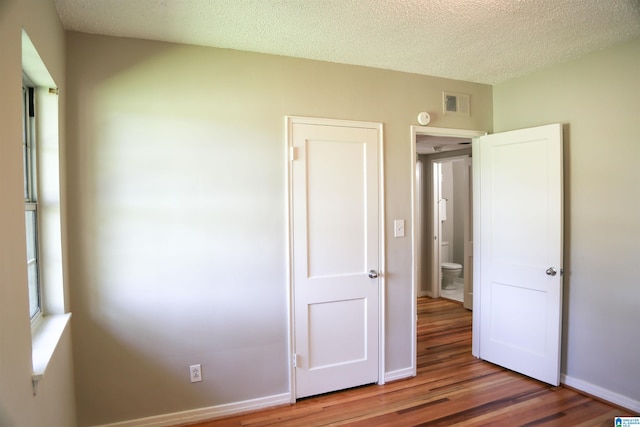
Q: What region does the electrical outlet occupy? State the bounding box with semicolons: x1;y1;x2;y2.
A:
189;364;202;383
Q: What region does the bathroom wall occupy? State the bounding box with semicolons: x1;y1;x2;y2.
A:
452;160;467;267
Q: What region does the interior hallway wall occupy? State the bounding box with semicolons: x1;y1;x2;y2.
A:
65;32;493;426
451;160;466;267
494;38;640;407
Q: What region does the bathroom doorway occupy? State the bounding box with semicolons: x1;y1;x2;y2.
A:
431;156;472;305
412;126;485;311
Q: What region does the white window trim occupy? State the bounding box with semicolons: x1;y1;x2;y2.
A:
23;29;70;395
31;313;72;394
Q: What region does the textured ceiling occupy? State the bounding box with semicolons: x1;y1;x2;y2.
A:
54;0;640;84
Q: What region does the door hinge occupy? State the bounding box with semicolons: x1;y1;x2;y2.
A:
289;147;296;161
292;354;298;368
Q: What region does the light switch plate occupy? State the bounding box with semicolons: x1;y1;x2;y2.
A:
394;220;405;237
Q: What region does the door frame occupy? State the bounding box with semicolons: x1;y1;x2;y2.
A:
428;155;472;301
286;116;386;402
411;126;486;367
431;160;442;299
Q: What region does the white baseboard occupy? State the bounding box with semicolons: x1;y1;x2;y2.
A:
385;367;415;383
93;392;291;427
561;374;640;413
91;374;639;426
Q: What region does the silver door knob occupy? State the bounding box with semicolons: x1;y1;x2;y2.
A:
546;267;557;276
368;270;379;279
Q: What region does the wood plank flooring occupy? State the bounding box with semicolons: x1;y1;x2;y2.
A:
180;297;633;426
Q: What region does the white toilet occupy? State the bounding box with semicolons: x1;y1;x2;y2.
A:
441;262;462;289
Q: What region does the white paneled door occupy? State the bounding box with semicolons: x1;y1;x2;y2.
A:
476;123;563;385
288;117;382;399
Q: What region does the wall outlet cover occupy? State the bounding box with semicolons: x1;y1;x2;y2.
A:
190;364;202;383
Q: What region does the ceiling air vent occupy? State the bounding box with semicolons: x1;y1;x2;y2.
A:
443;91;470;116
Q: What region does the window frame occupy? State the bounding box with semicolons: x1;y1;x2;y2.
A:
23;76;42;324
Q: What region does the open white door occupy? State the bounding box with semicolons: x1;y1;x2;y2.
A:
288;117;382;399
475;123;563;386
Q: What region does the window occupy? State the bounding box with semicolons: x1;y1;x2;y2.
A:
23;79;41;321
22;30;71;393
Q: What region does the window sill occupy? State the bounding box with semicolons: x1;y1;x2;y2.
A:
31;313;72;395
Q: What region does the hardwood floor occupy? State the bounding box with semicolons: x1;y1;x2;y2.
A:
180;297;632;426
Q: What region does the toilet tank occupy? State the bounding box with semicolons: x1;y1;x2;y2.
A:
441;241;451;263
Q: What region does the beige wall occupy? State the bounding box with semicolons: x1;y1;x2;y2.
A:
451;160;467;266
494;39;640;403
4;3;635;424
65;32;492;425
0;0;76;426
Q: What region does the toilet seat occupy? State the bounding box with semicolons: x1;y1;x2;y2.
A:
441;262;462;270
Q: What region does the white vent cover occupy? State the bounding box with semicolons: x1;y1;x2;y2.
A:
443;92;470;116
